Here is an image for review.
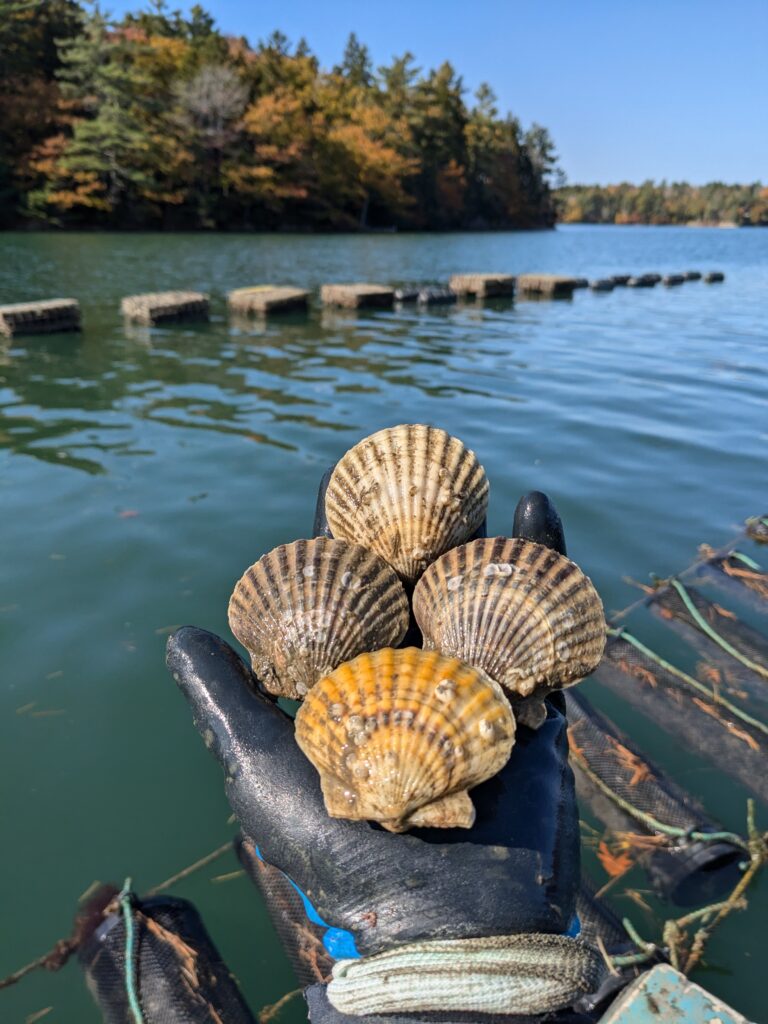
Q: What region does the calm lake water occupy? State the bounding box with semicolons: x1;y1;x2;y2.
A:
1;225;766;1022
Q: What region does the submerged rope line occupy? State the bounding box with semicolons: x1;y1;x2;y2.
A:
608;626;768;738
671;580;768;680
569;743;749;852
144;840;233;897
119;879;145;1024
606;917;661;968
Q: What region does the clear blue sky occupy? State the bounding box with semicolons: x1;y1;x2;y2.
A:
106;0;767;185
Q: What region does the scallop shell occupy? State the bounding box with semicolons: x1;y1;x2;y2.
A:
295;647;516;832
324;425;489;585
228;539;409;699
413;538;606;701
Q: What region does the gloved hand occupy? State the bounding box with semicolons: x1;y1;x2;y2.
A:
167;489;599;1023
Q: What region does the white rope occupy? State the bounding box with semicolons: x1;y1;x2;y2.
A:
327;933;605;1016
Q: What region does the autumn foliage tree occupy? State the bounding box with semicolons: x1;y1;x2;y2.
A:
5;0;563;230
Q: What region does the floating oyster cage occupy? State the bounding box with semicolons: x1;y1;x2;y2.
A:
591;517;768;810
120;290;209;325
0;298;80;337
1;269;727;335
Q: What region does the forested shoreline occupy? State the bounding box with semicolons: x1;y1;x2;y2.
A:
0;0;560;231
3;2;763;233
556;183;768;227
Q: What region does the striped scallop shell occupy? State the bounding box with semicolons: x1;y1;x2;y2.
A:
295;647;516;832
324;425;489;585
228;539;409;700
413;538;606;702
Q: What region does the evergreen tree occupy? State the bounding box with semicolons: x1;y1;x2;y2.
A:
0;0;80;223
336;33;373;88
407;62;468;226
30;3;159;219
378;52;420;118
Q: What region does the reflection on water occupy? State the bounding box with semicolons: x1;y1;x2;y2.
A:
0;300;534;474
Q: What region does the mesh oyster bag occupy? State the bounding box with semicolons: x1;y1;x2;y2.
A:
592;633;767;806
648;581;768;698
566;689;744;905
696;549;768;611
573;872;664;1014
79;891;256;1024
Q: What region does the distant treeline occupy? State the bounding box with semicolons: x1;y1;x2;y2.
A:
0;0;560;231
556;182;768;226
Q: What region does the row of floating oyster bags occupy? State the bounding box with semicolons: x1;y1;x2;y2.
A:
228;425;606;832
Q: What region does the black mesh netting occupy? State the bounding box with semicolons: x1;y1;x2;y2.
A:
236;835;333;988
574;873;628;954
593;634;767;806
565;689;743;905
79;893;256;1024
572;873;663;1015
648;582;768;700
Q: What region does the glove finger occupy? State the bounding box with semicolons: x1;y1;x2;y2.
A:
512;490;567;556
167;626;391;883
167;625;324;827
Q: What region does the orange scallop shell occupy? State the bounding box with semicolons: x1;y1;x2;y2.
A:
295;647;516;832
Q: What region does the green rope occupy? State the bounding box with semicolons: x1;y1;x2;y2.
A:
607;918;659;969
119;879;144;1024
570;740;749;851
670;580;768;681
607;626;768;738
610;949;658;968
730;550;763;571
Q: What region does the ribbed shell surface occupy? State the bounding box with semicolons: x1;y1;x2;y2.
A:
413;538;606;699
228;539;409;700
294;647;516;832
324;425;489;584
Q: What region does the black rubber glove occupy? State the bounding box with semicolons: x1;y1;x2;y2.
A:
167;491;582;1021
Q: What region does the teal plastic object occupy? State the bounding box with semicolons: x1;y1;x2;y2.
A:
599;965;751;1024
